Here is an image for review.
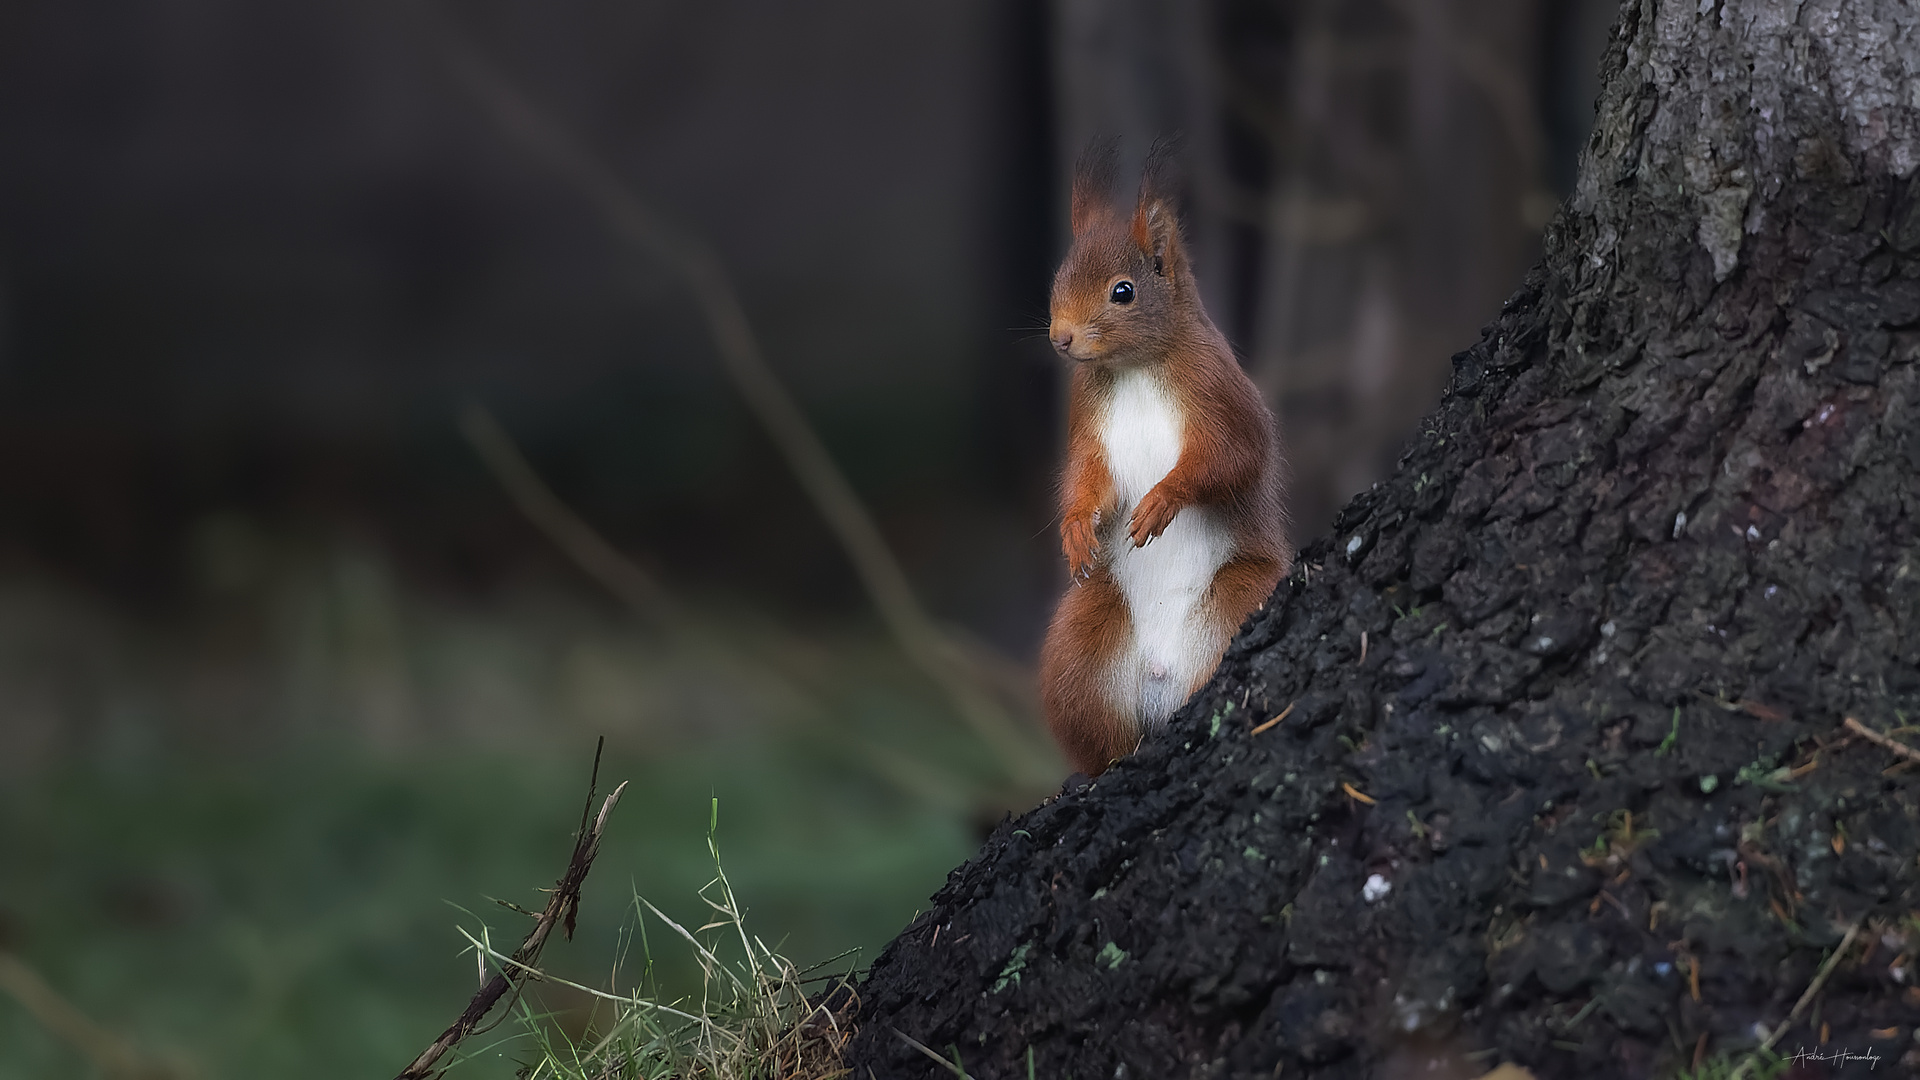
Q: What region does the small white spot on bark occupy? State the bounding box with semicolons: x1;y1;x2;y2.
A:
1363;874;1392;904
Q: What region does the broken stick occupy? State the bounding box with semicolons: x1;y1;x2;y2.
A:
1843;716;1920;764
1728;915;1867;1080
395;741;628;1080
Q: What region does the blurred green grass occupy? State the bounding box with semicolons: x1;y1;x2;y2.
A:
0;733;979;1079
0;516;1054;1078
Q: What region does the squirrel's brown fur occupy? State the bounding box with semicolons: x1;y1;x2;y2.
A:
1039;141;1291;776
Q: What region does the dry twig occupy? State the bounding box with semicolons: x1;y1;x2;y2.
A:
895;1027;971;1078
0;952;178;1079
396;741;629;1080
1728;915;1867;1080
1251;701;1296;735
415;9;1048;785
1843;716;1920;764
460;404;677;626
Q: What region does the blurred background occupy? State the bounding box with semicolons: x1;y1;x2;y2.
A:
0;0;1613;1075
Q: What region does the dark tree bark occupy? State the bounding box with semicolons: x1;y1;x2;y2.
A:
850;2;1920;1077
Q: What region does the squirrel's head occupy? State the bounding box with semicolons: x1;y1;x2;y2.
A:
1049;138;1192;365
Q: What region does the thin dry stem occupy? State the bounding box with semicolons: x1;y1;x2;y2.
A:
466;867;854;1078
1251;700;1296;735
0;951;179;1080
458;405;1000;811
396;748;629;1080
460;403;677;626
894;1028;968;1078
1844;716;1920;764
415;9;1051;787
1730;914;1867;1080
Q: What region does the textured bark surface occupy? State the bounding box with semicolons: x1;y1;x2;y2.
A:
848;2;1920;1077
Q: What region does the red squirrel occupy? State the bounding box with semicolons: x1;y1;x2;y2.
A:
1038;141;1291;777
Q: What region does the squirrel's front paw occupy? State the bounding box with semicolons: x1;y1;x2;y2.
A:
1128;488;1178;547
1062;512;1100;579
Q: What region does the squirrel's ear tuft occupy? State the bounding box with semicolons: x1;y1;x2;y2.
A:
1070;136;1120;236
1129;137;1186;275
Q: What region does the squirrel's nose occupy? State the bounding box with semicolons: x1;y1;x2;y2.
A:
1050;328;1075;353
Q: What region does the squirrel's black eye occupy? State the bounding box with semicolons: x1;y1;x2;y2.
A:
1110;280;1135;305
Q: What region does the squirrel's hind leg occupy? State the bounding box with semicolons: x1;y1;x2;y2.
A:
1040;573;1139;776
1204;554;1287;646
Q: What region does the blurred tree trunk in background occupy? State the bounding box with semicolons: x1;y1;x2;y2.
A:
1054;0;1617;538
1053;0;1236;300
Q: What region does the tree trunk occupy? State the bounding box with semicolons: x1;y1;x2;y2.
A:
849;1;1920;1077
1052;0;1232;292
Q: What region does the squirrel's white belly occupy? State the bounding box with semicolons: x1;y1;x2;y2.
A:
1098;370;1236;727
